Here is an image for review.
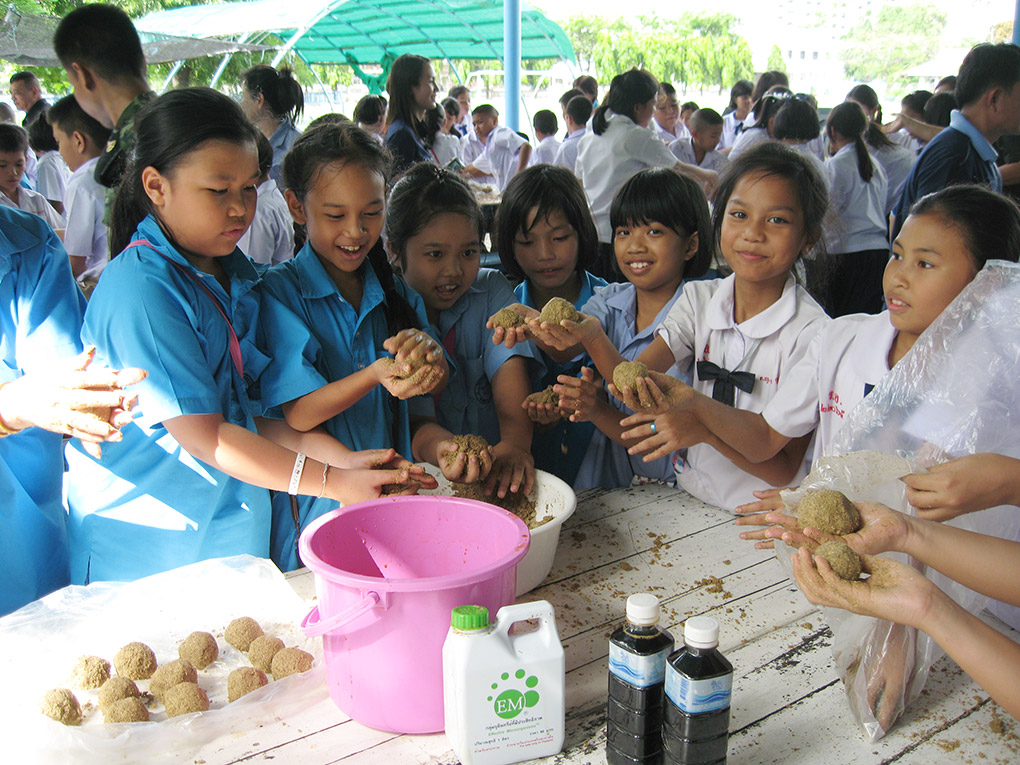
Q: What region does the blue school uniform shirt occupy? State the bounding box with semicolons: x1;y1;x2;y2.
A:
515;271;607;485
269;119;301;189
435;268;538;444
573;282;691;490
64;215;321;584
0;207;85;616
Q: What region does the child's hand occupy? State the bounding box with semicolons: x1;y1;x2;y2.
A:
555;367;601;423
487;304;539;349
522;397;562;425
799;501;911;559
373;356;445;399
437;439;493;484
333;465;428;503
485;440;535;499
609;371;692;414
384;329;444;369
526;312;598;351
619;408;704;462
901;453;1020;521
734;488;796;549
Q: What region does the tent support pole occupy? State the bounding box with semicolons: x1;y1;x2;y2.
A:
160;60;185;93
504;0;521;131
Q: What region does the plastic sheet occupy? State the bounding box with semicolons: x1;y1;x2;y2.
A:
0;555;327;763
778;261;1020;741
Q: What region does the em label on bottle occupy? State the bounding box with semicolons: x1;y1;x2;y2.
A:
608;643;671;687
664;668;732;715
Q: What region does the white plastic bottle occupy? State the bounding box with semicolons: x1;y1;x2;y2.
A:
442;601;565;765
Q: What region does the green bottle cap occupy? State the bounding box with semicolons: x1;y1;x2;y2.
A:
451;605;489;631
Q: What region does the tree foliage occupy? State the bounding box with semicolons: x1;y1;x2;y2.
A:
842;2;948;88
767;45;786;74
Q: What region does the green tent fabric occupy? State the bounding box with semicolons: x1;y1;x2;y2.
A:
137;0;575;92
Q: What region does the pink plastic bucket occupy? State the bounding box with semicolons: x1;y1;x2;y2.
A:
298;496;530;734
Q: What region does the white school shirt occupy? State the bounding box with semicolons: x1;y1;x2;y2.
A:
762;311;895;464
657;274;829;510
652;116;689;145
459;130;497;185
719;111;746;150
237;179;294;266
668;137;728;172
484;125;528;192
553;128;585;176
727;126;770;161
824;143;889;254
889;128;921;154
35;151;70;206
432;131;461;168
62;156;108;280
530;134;561;166
869;143;915;216
576;111;678;242
0;186;64;230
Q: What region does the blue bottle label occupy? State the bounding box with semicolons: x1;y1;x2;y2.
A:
665;665;732;714
608;643;670;687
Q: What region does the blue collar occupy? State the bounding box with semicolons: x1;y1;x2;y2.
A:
289;241;383;309
949;110;998;162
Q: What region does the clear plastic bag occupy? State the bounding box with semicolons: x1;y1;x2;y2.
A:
0;555;327;763
776;262;1020;741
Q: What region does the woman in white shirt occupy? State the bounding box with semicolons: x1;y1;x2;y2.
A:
575;69;715;281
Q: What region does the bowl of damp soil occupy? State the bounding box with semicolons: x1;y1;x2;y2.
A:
418;467;576;596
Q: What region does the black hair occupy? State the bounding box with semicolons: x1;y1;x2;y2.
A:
908;184;1020;268
495;164;598;281
750;71;790;105
680;101;699;114
566;95;593;127
46;95;111;149
448;85;470;100
923;91;957;127
306;112;350;131
843;97;895;150
9;71;39;87
936;75;958;91
592;69;658;135
53;4;146;83
846;84;882;123
826;101;874;183
254;132;273;179
27;115;57;153
772;97;820;142
559;88;583;108
0;124;28;154
956;44;1020;108
441;97;460;119
610;167;712;281
385;163;483;264
533;109;558;136
282;122;421;338
710;142;829;262
423;104;445;145
657;82;677;100
0;103;14;123
690;108;723;132
901;90;933;116
354;94;387;126
242;65;304;123
725;79;753;114
110;88;259;256
472;103;498;118
385;54;431;141
750;87;792;132
573;75;598;100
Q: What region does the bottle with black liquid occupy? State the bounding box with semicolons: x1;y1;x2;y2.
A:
662;616;733;765
606;593;674;764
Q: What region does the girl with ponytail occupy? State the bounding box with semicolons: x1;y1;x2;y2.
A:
822;101;891;317
240;65;304;188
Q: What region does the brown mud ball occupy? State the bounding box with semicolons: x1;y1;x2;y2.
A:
225;617;264;652
114;642;157;680
441;434;491;475
491;307;525;330
71;655;111;690
539;297;581;325
797;490;862;535
40;688;82;726
103;696;150;723
149;658;198;701
179;631;219;670
613;361;649;394
248;635;285;674
163;682;210;718
271;647;314;679
525;386;560;407
98;676;141;711
378;355;435;384
815;541;863;581
228;667;269;702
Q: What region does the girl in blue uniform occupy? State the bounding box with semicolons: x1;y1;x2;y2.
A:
260;121;480;569
64;89;421;584
489;164;606;486
386;163;538;499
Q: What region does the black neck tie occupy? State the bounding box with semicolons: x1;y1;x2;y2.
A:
697;361;755;406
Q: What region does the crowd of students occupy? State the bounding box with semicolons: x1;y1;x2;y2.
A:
3;1;1020;725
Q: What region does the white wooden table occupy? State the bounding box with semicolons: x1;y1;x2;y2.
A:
196;484;1020;764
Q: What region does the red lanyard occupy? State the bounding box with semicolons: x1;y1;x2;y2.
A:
127;239;244;378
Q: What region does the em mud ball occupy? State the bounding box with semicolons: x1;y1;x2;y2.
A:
71;655;111;689
814;541;863;580
40;689;82;726
612;361;649;396
249;635;285;673
491;307;525;330
178;631;219;669
113;642;157;680
539;297;581;325
271;647;313;679
164;682;209;717
225;617;264;652
103;696;149;723
98;676;141;711
796;490;862;535
149;658;198;701
228;667;269;702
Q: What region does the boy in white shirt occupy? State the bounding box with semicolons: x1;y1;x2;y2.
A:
465;104;532;192
238;132;294;265
0;124;63;231
529;109;561;166
553;95;592;176
47;95;110;294
669;108;728;172
27;117;70;215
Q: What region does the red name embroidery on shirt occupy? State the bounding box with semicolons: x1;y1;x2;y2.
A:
819;390;845;419
703;342;710;356
758;375;777;385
